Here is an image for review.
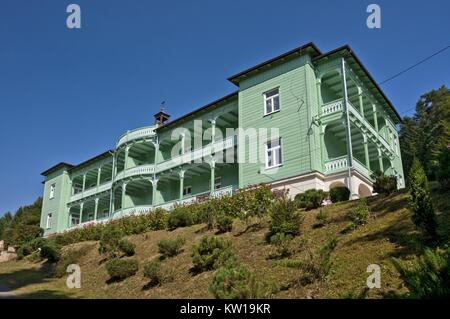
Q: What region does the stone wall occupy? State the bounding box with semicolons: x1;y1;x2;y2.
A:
0;240;17;263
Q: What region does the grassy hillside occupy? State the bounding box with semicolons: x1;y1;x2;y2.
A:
1;185;449;299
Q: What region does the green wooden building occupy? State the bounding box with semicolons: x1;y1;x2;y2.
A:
40;43;404;235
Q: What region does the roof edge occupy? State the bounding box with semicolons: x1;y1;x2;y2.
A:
227;42;322;84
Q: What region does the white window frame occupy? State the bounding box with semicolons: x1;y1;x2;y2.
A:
214;176;222;190
49;183;56;199
46;213;53;229
265;138;283;169
263;88;280;115
70;214;80;227
183;185;192;196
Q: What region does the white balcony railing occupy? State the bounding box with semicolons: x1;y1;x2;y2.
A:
115;164;155;181
69;181;112;203
325;156;348;173
321;99;344;115
117;125;156;147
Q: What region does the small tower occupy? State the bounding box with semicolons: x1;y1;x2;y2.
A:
154;101;170;125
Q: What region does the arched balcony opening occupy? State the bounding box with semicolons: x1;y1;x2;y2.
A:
113;186;123;212
324;121;347;160
127;141;156;170
68;206;81;227
124;179;153;208
320;71;343;105
116;150;125;174
349;124;366;167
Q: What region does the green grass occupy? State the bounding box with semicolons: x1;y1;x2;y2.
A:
0;187;449;299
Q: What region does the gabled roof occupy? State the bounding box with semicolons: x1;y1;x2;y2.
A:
41;150;113;177
41;162;74;176
313;45;402;123
156;91;238;132
227;42;322;85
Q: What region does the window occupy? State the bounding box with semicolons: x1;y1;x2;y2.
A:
266;138;283;168
49;184;56;199
70;215;80;227
183;186;192;196
264;88;280;115
214;177;222;190
46;213;52;229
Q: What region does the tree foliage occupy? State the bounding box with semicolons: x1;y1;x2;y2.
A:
400;86;450;181
0;197;43;246
408;159;438;241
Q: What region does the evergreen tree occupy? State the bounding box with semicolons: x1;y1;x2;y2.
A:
400;86;450;180
408;159;438;241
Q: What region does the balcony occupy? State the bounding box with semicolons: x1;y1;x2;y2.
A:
115;164;155;181
321;99;393;156
69;181;112;203
117;125;157;148
113;185;235;218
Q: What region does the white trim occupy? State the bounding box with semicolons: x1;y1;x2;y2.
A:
46;213;53;229
49;183;56;199
263;88;280;116
265;138;283;169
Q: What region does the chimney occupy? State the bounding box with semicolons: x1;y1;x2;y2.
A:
154;101;170;125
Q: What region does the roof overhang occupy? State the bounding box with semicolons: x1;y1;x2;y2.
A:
227;42;322;85
313;45;402;124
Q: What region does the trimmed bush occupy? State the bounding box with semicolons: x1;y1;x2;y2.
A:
168;207;194;230
98;228;124;258
143;260;173;286
157;237;185;258
209;260;269;299
392;247;450;298
118;239;135;256
216;215;233;233
329;187;350;203
294;189;327;210
371;170;397;195
54;245;93;278
269;233;293;259
408;159;438;241
191;236;234;273
267;198;304;239
40;242;61;263
105;257;138;280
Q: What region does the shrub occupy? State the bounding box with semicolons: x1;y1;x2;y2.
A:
269;233;293;259
300;237;339;284
105;257;138;281
392;247;450;298
371;170;398;195
345;199;369;231
315;209;330;225
118;239;135;256
98;228;124;258
294;189;328;210
143;260;173;286
437;148;450;191
191;236;234;273
16;243;33;260
168;207;194;230
54;245;93;278
157;237;185;258
209;260;270;299
329;187;350;203
40;242;61;263
216;215;233;233
267;198;304;239
408;159;438;241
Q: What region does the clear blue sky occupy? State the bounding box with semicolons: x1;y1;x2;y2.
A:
1;0;449;216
